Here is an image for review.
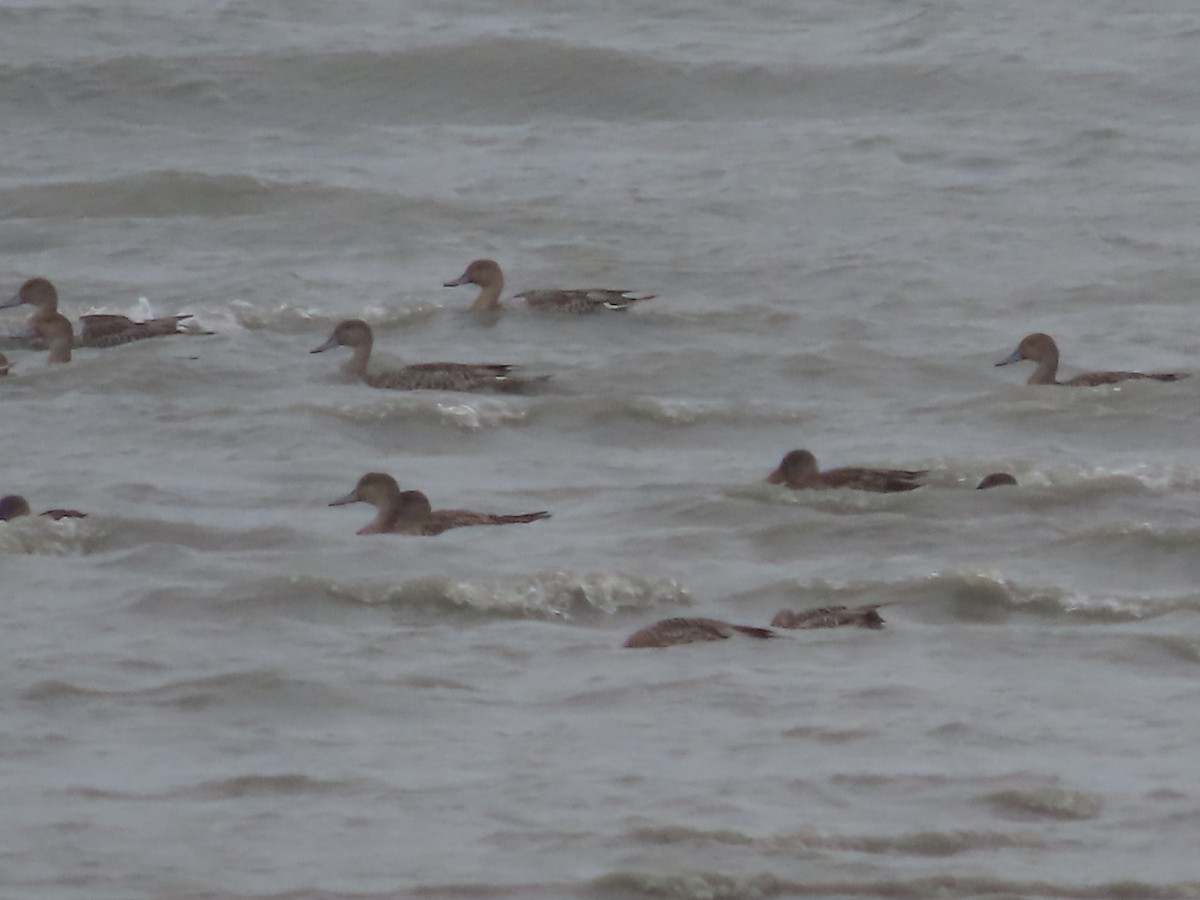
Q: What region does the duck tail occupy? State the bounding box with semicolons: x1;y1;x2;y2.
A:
494;510;552;525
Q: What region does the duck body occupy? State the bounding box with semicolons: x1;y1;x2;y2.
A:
329;472;551;536
77;313;198;348
444;259;654;314
312;319;546;393
770;604;885;630
623;616;775;649
766;449;926;493
2;278;200;351
0;494;86;521
996;333;1187;386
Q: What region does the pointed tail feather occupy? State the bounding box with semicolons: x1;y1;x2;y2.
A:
491;510;551;525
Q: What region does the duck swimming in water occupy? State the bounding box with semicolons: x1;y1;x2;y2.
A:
770;604;886;629
444;259;655;314
0;494;86;521
766;449;927;493
311;319;547;393
1;278;201;349
623;617;775;649
995;333;1188;386
0;352;9;375
329;472;552;536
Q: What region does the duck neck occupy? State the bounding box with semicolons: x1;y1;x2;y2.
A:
471;277;504;312
1027;355;1059;385
341;341;372;380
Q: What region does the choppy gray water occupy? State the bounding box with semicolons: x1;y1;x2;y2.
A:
3;1;1200;897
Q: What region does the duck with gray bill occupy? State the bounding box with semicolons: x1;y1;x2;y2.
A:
312;319;548;393
329;472;551;535
996;333;1188;386
3;278;204;349
444;259;655;314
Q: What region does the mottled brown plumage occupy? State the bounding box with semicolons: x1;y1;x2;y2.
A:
996;332;1187;386
2;278;202;350
311;319;546;393
328;472;551;536
766;449;926;493
444;259;654;314
623;616;775;649
770;604;885;630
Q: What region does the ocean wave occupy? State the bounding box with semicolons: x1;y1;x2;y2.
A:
321;570;690;620
2;39;1033;125
229;298;444;333
0;516;88;556
732;571;1200;623
0;171;446;220
980;786;1104;822
628;824;1046;857
591;870;1200;900
306;392;535;431
135;570;690;622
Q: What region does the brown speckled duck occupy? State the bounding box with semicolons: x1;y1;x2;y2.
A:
2;278;200;349
311;319;547;393
996;333;1188;386
623;617;775;649
329;472;551;536
1;285;75;364
444;259;654;314
0;494;86;521
770;605;885;629
767;449;926;493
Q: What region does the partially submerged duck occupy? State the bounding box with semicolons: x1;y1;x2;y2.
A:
995;333;1188;386
0;352;9;375
329;472;551;536
0;494;86;521
766;449;927;493
623;616;775;649
444;259;655;314
976;472;1018;490
311;319;547;393
2;278;201;349
770;604;885;629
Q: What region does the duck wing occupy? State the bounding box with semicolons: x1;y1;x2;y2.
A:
366;362;548;393
78;313;199;347
771;605;885;629
624;616;774;648
516;289;655;314
822;466;927;493
419;508;551;535
1064;370;1188;386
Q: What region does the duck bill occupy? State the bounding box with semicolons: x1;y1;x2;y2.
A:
995;347;1023;367
310;334;339;354
328;490;359;507
0;293;23;309
442;271;471;288
765;467;786;485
